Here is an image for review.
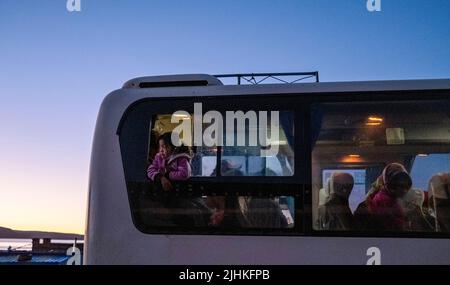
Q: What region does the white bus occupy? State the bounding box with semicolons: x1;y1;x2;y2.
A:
85;74;450;264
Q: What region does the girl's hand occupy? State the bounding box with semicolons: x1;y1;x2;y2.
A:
161;176;173;191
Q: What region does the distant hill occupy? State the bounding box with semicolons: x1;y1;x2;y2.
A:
0;226;83;240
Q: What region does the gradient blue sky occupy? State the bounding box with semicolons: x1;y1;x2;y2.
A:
0;0;449;234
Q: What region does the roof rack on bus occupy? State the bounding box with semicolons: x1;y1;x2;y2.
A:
122;74;223;89
214;71;319;85
122;72;320;89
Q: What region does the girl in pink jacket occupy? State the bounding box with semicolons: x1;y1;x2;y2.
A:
355;163;412;231
147;132;192;191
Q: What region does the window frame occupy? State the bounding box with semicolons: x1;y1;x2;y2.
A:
117;88;450;238
118;95;306;236
307;93;450;239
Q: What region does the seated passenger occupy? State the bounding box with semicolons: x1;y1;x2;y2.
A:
401;189;434;231
318;172;355;230
354;163;411;231
147;132;192;192
428;173;450;232
366;163;408;198
147;132;205;226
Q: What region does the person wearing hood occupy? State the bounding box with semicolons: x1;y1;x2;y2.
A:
147;131;192;191
317;172;355;230
147;132;210;227
355;163;412;231
401;188;435;232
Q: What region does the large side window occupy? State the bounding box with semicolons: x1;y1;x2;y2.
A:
312;100;450;234
119;98;299;233
221;111;294;177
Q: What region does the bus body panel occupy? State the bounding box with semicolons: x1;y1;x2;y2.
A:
85;77;450;264
89;234;450;265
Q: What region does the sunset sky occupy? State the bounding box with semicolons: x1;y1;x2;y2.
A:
0;0;449;234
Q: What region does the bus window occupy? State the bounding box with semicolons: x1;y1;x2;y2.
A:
206;195;295;229
410;154;450;231
221;111;294;176
150;114;217;177
118;99;298;233
410;154;450;190
312;100;450;233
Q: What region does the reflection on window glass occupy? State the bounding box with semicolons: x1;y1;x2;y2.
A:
140;113;296;230
221;111;294;176
312;101;450;233
149;114;217;177
136;195;295;229
191;149;217;177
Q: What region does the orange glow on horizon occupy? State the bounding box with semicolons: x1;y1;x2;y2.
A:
0;156;87;236
1;223;84;236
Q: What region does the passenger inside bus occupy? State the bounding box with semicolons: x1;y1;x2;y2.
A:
311;101;450;233
354;163;412;231
401;188;435;232
317;172;354;231
146;131;210;227
428;173;450;232
144;113;295;229
316;165;450;233
147;132;192;191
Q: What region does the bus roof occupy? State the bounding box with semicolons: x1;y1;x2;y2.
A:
120;74;450;98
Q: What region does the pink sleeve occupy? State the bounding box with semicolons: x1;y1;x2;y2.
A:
147;154;162;181
169;157;191;181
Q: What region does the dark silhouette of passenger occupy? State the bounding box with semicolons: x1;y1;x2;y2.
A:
317;172;354;230
206;160;287;228
245;197;288;228
206;160;246;227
